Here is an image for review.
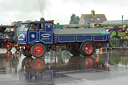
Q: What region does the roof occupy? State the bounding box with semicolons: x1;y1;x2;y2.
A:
82;14;107;23
22;21;53;24
54;28;110;36
102;20;128;25
0;25;14;28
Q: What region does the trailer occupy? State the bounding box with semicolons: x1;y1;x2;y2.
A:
17;19;110;58
55;24;90;29
0;25;19;51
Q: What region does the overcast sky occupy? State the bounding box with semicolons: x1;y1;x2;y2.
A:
0;0;128;25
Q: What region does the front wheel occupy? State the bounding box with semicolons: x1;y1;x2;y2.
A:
110;36;120;47
81;42;95;56
31;43;46;58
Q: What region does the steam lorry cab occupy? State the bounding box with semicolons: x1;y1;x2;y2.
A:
18;20;110;58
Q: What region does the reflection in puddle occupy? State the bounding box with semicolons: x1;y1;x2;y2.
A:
18;57;54;84
0;48;128;84
0;50;19;74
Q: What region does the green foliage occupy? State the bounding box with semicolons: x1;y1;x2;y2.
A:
14;20;32;27
14;21;23;27
69;14;80;24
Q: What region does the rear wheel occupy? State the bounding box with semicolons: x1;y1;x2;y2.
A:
81;42;95;56
31;43;46;58
6;42;12;51
69;48;80;56
21;47;32;57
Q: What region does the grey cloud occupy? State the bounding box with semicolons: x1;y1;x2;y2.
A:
0;0;50;24
63;0;128;6
0;0;49;15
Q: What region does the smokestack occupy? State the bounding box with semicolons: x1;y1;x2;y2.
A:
122;15;123;23
40;18;45;21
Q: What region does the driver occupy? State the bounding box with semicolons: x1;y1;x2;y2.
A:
29;25;37;30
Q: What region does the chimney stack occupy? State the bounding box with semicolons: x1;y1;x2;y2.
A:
91;10;95;16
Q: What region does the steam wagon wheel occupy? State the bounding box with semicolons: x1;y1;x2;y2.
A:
81;42;96;56
70;48;80;56
110;36;120;47
21;47;32;57
31;59;45;71
31;43;46;58
6;42;12;51
81;57;94;69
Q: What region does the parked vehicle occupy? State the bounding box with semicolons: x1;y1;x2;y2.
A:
17;19;110;58
0;25;20;50
102;23;128;47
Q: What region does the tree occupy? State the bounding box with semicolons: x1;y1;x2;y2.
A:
69;14;80;24
14;21;23;27
14;20;32;27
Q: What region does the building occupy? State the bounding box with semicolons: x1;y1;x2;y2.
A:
79;10;107;27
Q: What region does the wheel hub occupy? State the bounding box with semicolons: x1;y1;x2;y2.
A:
85;47;89;51
85;61;89;66
38;64;40;67
84;44;93;54
34;60;44;70
7;45;9;47
34;46;44;56
37;49;40;52
84;58;93;69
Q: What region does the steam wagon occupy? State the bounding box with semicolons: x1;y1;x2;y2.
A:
0;25;19;50
18;20;110;57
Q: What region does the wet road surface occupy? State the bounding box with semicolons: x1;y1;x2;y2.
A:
0;48;128;85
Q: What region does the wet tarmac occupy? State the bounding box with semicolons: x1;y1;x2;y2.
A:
0;48;128;85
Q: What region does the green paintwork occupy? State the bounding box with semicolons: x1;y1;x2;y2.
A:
101;24;128;27
118;32;126;37
111;31;116;36
111;31;126;37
